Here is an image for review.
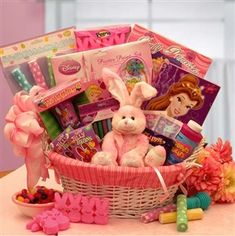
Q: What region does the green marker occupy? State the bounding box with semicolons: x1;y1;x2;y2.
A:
97;121;104;139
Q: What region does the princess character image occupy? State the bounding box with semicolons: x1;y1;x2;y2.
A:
146;74;204;118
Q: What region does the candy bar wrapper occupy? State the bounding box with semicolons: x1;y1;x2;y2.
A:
143;128;175;158
74;24;131;51
128;24;212;79
0;27;76;94
51;40;153;89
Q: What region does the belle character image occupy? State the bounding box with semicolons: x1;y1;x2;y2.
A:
146;74;204;118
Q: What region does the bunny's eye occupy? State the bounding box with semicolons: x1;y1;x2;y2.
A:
131;116;135;120
122;116;126;119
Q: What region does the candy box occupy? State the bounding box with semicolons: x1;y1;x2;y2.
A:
128;24;212;79
51;125;101;162
51;40;153;89
50;127;75;158
74;24;131;51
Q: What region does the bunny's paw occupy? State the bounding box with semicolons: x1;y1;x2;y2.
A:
91;152;118;166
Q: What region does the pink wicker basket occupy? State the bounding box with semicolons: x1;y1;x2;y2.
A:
47;145;202;218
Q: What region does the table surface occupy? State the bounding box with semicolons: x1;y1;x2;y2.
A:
0;165;235;236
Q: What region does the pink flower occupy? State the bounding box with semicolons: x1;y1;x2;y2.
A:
214;162;235;203
206;138;233;164
186;155;222;198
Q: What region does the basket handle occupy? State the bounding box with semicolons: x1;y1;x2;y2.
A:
153;167;169;203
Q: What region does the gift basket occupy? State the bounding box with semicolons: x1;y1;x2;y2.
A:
2;24;235;234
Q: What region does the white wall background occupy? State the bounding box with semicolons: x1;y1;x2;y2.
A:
45;0;235;148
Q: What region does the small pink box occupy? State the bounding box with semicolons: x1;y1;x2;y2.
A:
51;40;153;88
33;78;90;112
74;24;131;51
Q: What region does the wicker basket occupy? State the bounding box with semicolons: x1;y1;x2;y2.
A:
46;142;203;218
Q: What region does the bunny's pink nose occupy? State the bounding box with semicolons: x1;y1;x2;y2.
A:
124;120;128;125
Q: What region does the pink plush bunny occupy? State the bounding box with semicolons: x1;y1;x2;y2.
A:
91;68;166;167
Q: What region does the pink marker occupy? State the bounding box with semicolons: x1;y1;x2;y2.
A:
28;59;48;89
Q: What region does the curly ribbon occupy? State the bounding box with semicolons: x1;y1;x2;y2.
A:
4;86;49;189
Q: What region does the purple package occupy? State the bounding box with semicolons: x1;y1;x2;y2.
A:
50;126;74;158
77;97;120;125
68;125;101;162
144;62;220;125
53;100;80;129
50;125;101;162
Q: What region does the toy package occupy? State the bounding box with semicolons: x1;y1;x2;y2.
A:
51;40;153;90
74;24;131;51
0;27;76;94
128;24;212;79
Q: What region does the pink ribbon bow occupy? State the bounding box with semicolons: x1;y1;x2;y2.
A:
4;86;49;189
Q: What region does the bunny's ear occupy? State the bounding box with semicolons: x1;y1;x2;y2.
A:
102;68;130;106
130;82;157;108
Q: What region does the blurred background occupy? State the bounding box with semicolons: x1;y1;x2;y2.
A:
0;0;234;174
